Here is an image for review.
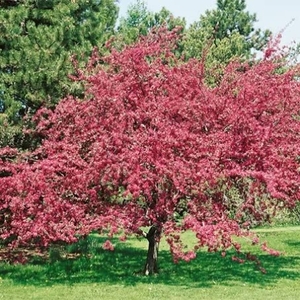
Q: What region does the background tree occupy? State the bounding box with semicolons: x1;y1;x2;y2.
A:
183;0;271;67
0;0;118;127
115;0;185;48
1;28;299;272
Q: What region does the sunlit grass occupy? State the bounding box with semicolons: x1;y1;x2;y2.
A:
0;226;300;300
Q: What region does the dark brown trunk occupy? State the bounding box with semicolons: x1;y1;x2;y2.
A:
143;225;160;275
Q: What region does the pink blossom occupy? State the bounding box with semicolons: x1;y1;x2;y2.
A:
102;240;114;251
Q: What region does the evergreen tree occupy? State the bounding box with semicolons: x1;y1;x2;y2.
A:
183;0;271;62
116;0;185;47
0;0;118;124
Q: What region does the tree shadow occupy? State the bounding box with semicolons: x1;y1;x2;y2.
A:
283;240;300;248
0;234;299;288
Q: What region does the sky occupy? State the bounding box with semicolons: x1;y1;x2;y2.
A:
117;0;300;47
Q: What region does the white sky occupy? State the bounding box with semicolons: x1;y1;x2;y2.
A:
117;0;300;47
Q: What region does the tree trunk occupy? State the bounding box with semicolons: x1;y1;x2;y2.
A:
143;225;160;275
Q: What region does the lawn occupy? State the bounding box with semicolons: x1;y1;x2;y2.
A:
0;226;300;300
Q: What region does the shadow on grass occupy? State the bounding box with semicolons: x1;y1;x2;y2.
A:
0;234;300;288
283;240;300;248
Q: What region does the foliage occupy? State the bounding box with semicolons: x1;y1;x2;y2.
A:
115;0;185;48
183;0;271;65
0;27;300;264
0;113;22;147
287;41;300;65
0;0;118;124
283;202;300;225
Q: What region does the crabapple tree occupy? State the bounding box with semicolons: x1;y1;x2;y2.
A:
0;27;299;274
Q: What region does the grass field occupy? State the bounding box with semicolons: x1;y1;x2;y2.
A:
1;226;300;300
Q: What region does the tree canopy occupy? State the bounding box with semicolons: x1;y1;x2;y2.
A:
183;0;271;63
1;28;299;269
116;0;185;47
0;0;118;124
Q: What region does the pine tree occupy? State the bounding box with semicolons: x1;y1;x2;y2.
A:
116;0;185;47
0;0;118;124
183;0;271;62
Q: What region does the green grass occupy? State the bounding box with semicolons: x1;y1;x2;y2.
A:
1;226;300;300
